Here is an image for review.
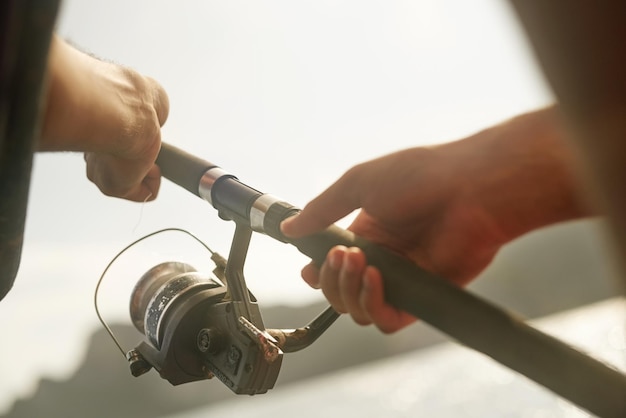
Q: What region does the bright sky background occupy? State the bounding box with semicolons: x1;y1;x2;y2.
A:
0;0;554;413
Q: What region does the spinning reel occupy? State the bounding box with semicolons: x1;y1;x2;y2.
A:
125;225;338;395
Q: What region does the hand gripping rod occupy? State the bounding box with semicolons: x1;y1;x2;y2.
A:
157;142;626;417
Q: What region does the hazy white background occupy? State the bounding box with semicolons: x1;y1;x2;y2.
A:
0;0;556;413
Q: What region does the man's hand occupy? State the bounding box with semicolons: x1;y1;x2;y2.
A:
282;107;592;333
40;35;169;202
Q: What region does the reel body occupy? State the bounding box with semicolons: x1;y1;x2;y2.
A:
128;261;282;395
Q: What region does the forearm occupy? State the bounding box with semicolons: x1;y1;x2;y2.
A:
446;106;596;246
40;35;94;151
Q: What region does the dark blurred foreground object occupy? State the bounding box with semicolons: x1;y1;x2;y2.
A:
0;0;60;301
510;2;626;281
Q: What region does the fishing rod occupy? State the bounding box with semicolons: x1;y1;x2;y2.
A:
125;142;626;417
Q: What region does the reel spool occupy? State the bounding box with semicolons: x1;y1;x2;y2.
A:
129;262;222;350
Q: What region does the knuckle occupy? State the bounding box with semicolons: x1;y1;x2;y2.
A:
352;315;372;326
150;80;170;125
377;324;398;334
96;179;126;197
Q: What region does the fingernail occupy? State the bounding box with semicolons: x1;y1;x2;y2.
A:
328;247;345;270
280;214;299;236
343;248;360;273
279;218;292;234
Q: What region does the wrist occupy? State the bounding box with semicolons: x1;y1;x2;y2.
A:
449;106;595;247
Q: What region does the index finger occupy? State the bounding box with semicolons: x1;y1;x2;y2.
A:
281;168;363;238
147;76;170;127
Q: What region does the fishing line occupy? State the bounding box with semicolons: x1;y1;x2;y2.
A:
94;227;215;358
131;192;153;234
